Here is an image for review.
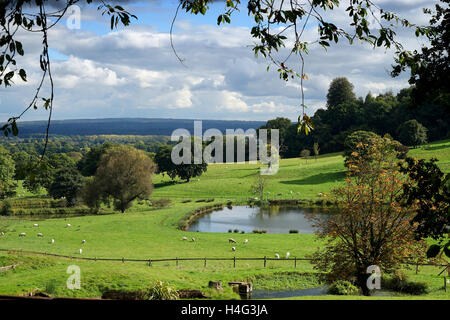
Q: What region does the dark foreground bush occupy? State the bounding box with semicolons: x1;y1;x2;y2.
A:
327;280;359;295
381;274;428;295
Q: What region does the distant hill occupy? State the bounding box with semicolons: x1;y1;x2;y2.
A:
14;118;267;136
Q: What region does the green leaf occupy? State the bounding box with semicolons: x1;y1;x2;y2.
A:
11;121;18;136
426;244;441;258
19;69;27;82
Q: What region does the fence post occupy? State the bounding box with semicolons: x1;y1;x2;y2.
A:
415;262;419;274
204;257;207;268
444;277;447;292
148;259;152;267
122;257;124;263
294;257;297;268
264;256;266;268
233;256;236;268
176;257;178;267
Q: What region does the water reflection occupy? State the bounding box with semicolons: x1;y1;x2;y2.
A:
188;205;332;234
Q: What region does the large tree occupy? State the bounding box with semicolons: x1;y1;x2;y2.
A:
48;166;83;206
154;144;207;183
84;145;156;213
0;146;16;199
326;77;357;109
311;136;426;294
396;119;428;148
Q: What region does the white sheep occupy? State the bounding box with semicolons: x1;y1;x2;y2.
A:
79;248;82;254
1;232;4;236
51;239;55;244
81;240;86;244
19;232;26;237
275;253;280;259
182;236;188;241
191;237;196;242
286;252;290;259
33;223;39;227
243;239;248;244
37;233;43;237
66;224;71;228
228;238;237;244
232;247;236;251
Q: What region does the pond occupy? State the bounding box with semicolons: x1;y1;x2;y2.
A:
188;205;332;234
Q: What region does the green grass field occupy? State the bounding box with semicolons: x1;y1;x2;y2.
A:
0;139;449;299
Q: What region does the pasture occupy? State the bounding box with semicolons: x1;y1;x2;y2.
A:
0;139;449;299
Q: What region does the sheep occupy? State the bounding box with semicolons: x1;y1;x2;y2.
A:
66;224;71;228
317;192;324;197
231;247;236;251
19;232;26;237
1;232;4;236
182;236;188;241
37;233;43;237
33;223;39;227
243;239;248;244
191;237;196;242
286;252;290;259
81;240;86;244
228;238;237;244
51;239;55;244
275;253;280;259
79;248;82;254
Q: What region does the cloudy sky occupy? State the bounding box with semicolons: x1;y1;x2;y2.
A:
0;0;437;122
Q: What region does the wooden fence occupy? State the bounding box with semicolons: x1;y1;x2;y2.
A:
0;248;447;272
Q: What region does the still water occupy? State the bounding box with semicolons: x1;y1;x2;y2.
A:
188;205;331;234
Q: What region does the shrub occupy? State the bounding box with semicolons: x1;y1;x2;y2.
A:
181;199;192;203
327;280;359;296
289;229;299;234
381;272;428;295
233;229;239;233
228;229;232;233
142;281;179;300
0;200;12;216
151;198;172;208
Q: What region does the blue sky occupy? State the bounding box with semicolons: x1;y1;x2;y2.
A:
0;0;437;122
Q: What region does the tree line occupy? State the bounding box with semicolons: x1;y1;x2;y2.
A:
261;78;449;158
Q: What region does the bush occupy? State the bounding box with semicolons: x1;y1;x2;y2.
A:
142;281;179;300
151;198;172;208
381;272;428;295
289;229;299;234
0;200;12;216
233;229;239;233
327;280;359;296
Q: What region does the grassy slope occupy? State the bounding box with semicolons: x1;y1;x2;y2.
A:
0;139;449;299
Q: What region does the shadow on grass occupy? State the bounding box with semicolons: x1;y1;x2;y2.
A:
418;144;450;152
154;180;179;188
280;171;346;185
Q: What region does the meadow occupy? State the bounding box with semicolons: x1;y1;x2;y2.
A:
0;139;449;299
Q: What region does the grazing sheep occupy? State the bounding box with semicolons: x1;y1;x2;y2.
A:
286;252;290;259
33;224;39;227
66;224;71;228
243;239;248;244
51;239;55;244
228;238;237;244
81;240;86;244
191;237;196;242
232;247;236;251
317;192;323;197
37;233;43;237
19;232;26;237
275;253;280;259
1;232;4;236
79;249;82;254
182;236;188;241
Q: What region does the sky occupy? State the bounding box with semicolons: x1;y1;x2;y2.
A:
0;0;438;122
